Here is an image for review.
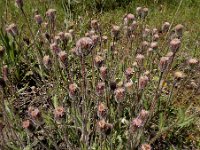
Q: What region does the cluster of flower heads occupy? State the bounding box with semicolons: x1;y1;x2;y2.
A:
1;1;199;149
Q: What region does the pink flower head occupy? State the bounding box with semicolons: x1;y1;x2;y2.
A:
75;37;94;56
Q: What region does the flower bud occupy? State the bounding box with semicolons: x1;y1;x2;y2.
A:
130;118;142;133
141;143;151;150
141;41;149;51
114;87;125;103
165;52;174;64
125;67;134;80
54;106;65;120
100;66;107;80
139;75;149;90
150;42;158;50
138;109;149;121
91;35;99;46
69;83;78;100
97;119;113;135
96;82;105;96
111;25;120;39
175;24;184;37
22;120;35;131
64;32;72;42
152;33;159;41
142;28;151;38
34;14;43;25
159;57;169;72
152;28;158;35
94;55;104;68
102;35;108;44
46;9;56;21
162;22;170;33
15;0;23;8
136;7;143;17
28;107;41;121
169;38;181;53
58;32;65;41
91;19;99;31
43;55;51;69
97;102;107;119
124;80;134;94
50;43;61;54
58;51;67;63
142;7;149;19
136;54;145;66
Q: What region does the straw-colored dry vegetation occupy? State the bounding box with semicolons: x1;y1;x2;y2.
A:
0;0;200;149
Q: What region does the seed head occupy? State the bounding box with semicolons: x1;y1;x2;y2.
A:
114;87;125;103
174;71;185;79
187;58;198;66
169;38;181;53
6;24;18;37
139;75;149;90
75;37;94;56
159;57;169;72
